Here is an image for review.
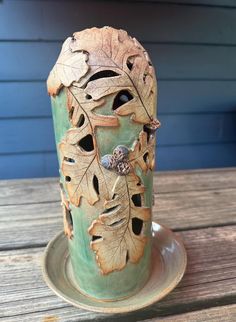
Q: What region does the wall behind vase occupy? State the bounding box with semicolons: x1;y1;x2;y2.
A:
0;0;236;179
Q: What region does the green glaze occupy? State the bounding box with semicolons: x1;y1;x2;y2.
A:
51;88;154;301
95;94;142;157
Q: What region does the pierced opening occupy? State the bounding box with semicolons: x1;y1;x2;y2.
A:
143;152;149;164
143;124;152;142
86;94;92;100
143;73;148;83
108;218;125;227
88;70;119;82
92;235;102;241
66;209;73;229
132;217;144;235
68;106;74;120
126;57;134;71
112;193;117;199
132;193;142;207
103;204;119;214
78;134;94;152
93;175;99;195
77;114;85;127
64;156;75;163
112;90;133;110
126;251;129;263
65;176;71;182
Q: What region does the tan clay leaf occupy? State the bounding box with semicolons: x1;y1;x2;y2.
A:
129;131;155;173
60;139;116;206
69;27;157;124
47;38;89;96
89;173;151;274
59;87;119;206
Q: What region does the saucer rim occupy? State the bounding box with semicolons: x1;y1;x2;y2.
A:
42;222;187;314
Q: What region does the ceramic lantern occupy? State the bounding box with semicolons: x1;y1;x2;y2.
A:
43;27;186;312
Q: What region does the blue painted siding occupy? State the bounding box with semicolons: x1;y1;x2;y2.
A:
0;0;236;179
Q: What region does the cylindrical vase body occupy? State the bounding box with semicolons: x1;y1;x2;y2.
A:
47;27;159;301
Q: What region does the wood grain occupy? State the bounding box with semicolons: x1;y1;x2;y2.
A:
0;226;235;321
1;169;236;248
144;304;236;321
1;168;235;205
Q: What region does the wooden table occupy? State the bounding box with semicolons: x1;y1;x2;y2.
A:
1;168;236;321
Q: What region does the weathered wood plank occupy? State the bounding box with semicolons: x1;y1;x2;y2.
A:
1;168;236;205
1;181;236;248
0;202;62;249
0;177;59;206
144;304;236;322
1;1;236;44
1;226;235;321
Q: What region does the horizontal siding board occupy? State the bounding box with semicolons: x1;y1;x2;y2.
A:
2;81;236;118
158;143;236;170
0;113;235;153
158;80;236;114
1;43;236;81
158;113;236;146
128;0;236;7
0;82;51;118
1;1;236;44
0;42;60;81
0;118;55;153
1;143;236;179
0;152;58;179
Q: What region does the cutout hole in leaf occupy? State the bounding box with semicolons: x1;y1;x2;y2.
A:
108;218;125;227
68;106;74;120
88;70;120;83
143;152;149;164
103;205;119;214
143;124;152;142
66;209;73;229
126;57;134;71
143;73;147;83
126;251;129;263
78;134;94;152
137;178;142;186
77;114;85;127
132;193;142;207
86;94;92;100
65;176;71;182
93;175;99;195
132;217;143;235
64;156;75;163
113;90;133;110
92;235;102;241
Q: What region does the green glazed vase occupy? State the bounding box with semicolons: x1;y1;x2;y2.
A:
47;26;160;301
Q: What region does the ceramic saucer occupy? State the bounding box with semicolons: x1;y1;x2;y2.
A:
42;222;187;313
